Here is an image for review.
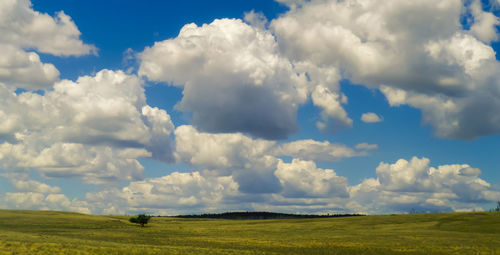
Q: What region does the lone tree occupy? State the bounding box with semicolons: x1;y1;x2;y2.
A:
129;214;151;227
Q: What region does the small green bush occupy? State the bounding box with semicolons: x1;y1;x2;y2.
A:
129;214;151;227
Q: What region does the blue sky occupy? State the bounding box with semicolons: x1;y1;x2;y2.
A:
0;0;499;215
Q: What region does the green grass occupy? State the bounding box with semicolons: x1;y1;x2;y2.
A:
0;210;499;254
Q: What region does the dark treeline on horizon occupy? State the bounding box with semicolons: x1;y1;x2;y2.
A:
169;211;365;220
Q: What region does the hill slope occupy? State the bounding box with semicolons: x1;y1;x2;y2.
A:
0;209;499;254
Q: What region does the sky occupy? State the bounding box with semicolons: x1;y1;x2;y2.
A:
0;0;499;215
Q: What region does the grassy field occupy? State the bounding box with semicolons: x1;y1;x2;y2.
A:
0;210;499;254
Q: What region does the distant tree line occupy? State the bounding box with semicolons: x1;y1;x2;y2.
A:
172;211;365;220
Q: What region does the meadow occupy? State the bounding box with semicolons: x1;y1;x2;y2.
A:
0;209;499;254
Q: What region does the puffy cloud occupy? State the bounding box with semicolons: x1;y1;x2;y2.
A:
289;59;351;133
0;70;175;184
0;192;90;214
174;125;275;170
311;83;352;131
0;143;149;184
469;0;500;43
85;172;239;215
174;125;369;193
0;177;89;213
139;17;359;137
381;83;500;139
0;44;59;90
0;0;95;90
271;0;500;139
0;0;96;56
11;180;61;194
84;164;351;215
139;18;312;139
361;112;382;123
82;156;499;215
275;159;349;198
243;10;268;29
141;106;175;162
10;155;494;215
275;139;363;162
351;157;500;213
174;125;281;194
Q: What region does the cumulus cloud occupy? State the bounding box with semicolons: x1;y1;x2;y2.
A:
293;61;352;133
84;162;351;215
274;139;363;162
0;0;95;90
85;172;240;215
11;180;61;194
8;154;494;215
0;177;89;214
174;125;369;193
361;113;383;123
0;70;175;184
244;10;268;29
0;44;60;90
311;82;352;132
76;156;499;215
0;0;96;56
0;143;150;184
174;125;275;170
350;157;500;213
139;18;310;139
275;159;349;198
174;125;281;194
271;0;500;139
469;0;500;43
0;192;90;214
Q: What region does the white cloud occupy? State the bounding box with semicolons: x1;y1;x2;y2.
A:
361;113;382;123
0;192;90;214
0;70;175;184
469;0;500;43
0;44;59;90
0;0;96;56
0;143;149;184
139;18;309;139
275;139;361;162
83;164;351;215
174;125;281;194
85;172;240;215
243;10;268;29
80;156;500;215
174;125;369;193
0;0;95;90
10;155;494;215
275;159;349;198
351;157;500;213
271;0;500;139
311;83;352;131
174;125;275;170
142;105;175;162
11;180;61;194
0;178;90;214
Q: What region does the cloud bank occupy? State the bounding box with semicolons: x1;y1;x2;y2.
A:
272;0;500;139
1;0;499;215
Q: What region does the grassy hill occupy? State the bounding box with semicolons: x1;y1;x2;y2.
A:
0;210;499;254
